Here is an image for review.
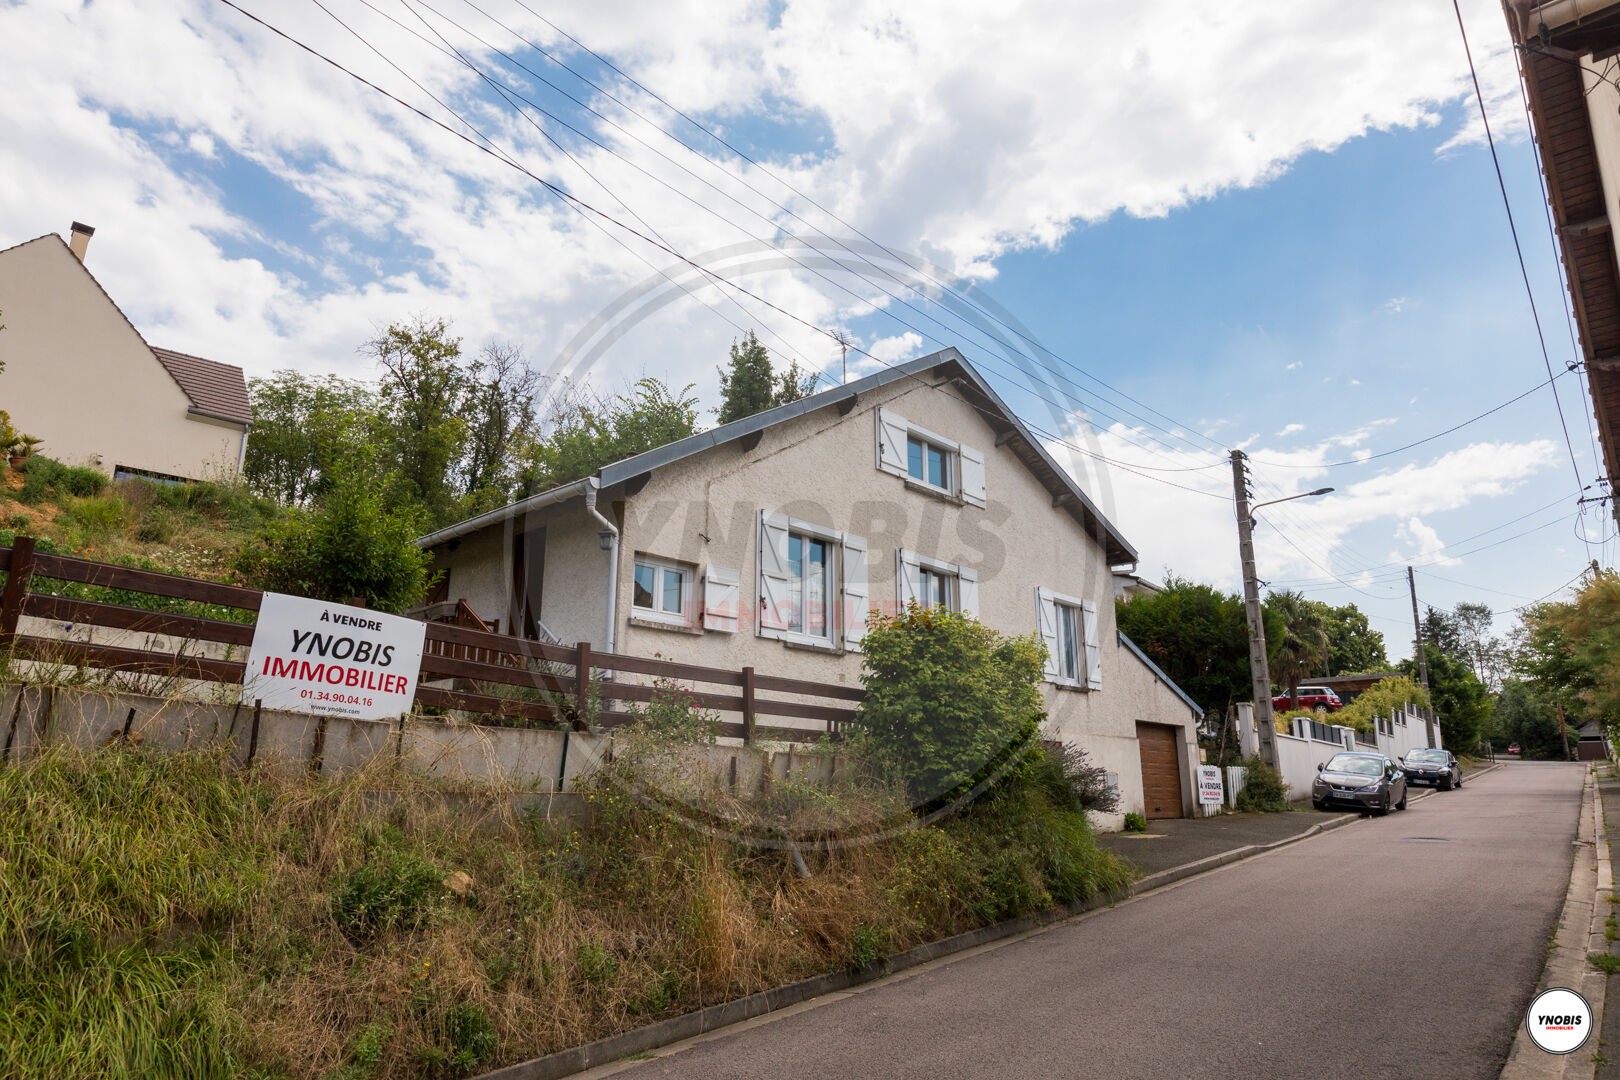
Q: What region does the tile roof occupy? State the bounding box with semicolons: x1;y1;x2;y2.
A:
151;347;252;426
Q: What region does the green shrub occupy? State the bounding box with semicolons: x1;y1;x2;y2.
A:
57;494;130;543
626;682;718;743
234;475;432;613
849;923;887;970
1030;741;1120;816
19;456;108;503
440;1001;496;1076
855;602;1046;808
330;847;445;943
1234;757;1290;812
1123;812;1148;832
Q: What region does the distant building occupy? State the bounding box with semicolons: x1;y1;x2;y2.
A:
1113;572;1163;603
0;223;251;482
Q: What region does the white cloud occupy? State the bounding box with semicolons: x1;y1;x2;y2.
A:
1391;516;1462;567
1277;423;1306;437
0;0;1515;397
1385;297;1409;314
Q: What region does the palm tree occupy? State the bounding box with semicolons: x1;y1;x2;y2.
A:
1266;590;1330;707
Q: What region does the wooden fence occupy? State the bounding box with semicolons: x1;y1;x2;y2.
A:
0;538;862;744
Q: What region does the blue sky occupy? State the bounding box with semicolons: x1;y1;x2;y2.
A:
0;0;1607;658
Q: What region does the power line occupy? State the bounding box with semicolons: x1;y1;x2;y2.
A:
1246;366;1577;469
217;0;1238;507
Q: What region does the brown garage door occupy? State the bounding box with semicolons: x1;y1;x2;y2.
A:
1136;723;1184;819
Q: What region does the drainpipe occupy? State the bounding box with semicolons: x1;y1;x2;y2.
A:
583;480;618;656
236;423;251;477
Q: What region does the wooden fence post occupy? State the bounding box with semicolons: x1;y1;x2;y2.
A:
0;536;37;649
574;641;591;731
741;666;757;744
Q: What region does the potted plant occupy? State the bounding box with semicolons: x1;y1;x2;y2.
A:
7;434;41;470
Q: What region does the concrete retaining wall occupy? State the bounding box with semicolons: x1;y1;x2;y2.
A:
0;683;838;796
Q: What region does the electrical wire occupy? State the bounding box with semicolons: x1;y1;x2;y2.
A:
215;0;1247;506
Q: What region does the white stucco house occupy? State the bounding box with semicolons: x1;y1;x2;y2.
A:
421;347;1204;823
0;223;251;482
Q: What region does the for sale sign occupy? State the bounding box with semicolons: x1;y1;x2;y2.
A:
241;593;427;720
1197;764;1224;806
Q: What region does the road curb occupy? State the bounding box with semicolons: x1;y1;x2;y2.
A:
1501;765;1605;1080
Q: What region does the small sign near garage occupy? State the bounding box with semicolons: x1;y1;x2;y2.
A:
241;593;427;721
1197;765;1225;807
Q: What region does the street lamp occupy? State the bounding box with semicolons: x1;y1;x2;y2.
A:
1230;449;1334;769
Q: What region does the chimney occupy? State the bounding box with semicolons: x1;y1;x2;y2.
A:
68;221;94;263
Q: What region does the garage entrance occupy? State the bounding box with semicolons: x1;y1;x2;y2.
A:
1136;722;1184;819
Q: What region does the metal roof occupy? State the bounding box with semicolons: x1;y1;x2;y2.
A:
421;348;1138;564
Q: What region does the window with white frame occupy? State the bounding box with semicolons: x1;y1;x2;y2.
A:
897;549;978;615
875;407;986;508
758;511;869;648
1035;587;1101;689
632;555;692;626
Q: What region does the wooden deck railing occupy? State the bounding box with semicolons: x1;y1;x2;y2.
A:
0;539;861;743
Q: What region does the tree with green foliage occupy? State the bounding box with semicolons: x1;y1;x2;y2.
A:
854;602;1046;808
716;330;816;424
1494;681;1569;760
243;371;381;506
1115;575;1270;717
1319;602;1388;675
1264;589;1329;703
1336;675;1429;734
233;475;433;613
1401;644;1491;752
521;378;699;491
368;317;469;526
458;342;541;514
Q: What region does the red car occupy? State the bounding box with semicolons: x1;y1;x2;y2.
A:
1272;685;1343;712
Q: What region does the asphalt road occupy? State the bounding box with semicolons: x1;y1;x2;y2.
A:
592;761;1587;1080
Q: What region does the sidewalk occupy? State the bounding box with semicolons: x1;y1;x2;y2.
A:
1100;805;1347;880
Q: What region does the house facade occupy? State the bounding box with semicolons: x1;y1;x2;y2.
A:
0;225;251;482
422;349;1204;824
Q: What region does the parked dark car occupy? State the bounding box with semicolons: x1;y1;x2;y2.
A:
1401;747;1464;790
1311;751;1408;815
1273;685;1344;712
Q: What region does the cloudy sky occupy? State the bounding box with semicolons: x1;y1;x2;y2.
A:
1;0;1610;658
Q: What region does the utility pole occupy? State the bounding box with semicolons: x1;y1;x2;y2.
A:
1406;565;1437;747
1231;451;1279;770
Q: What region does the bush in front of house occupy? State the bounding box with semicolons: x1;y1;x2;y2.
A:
853;601;1046;809
233;475;432;613
1234;756;1290;812
19;455;108;502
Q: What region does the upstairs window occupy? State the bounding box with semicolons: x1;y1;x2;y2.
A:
897;549;978;615
876;407;986;508
907;435;951;492
1036;587;1101;690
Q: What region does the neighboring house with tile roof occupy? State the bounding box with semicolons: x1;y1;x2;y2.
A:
0;224;251;483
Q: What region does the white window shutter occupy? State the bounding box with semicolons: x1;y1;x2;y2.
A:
959;445;986;508
841;534;869;649
1081;599;1102;690
957;566;979;617
702;565;740;633
757;511;791;637
896;549;921;608
1036;588;1061;680
876;407;909;476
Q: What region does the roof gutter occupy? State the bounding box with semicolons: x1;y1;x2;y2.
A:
1516;0;1615;37
417;477;593;549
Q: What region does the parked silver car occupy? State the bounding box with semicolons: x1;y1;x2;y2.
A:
1311;752;1408;815
1401;747;1464;790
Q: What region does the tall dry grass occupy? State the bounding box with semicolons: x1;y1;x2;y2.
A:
0;738;1129;1079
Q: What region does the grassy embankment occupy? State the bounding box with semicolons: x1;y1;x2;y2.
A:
0;740;1129;1079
